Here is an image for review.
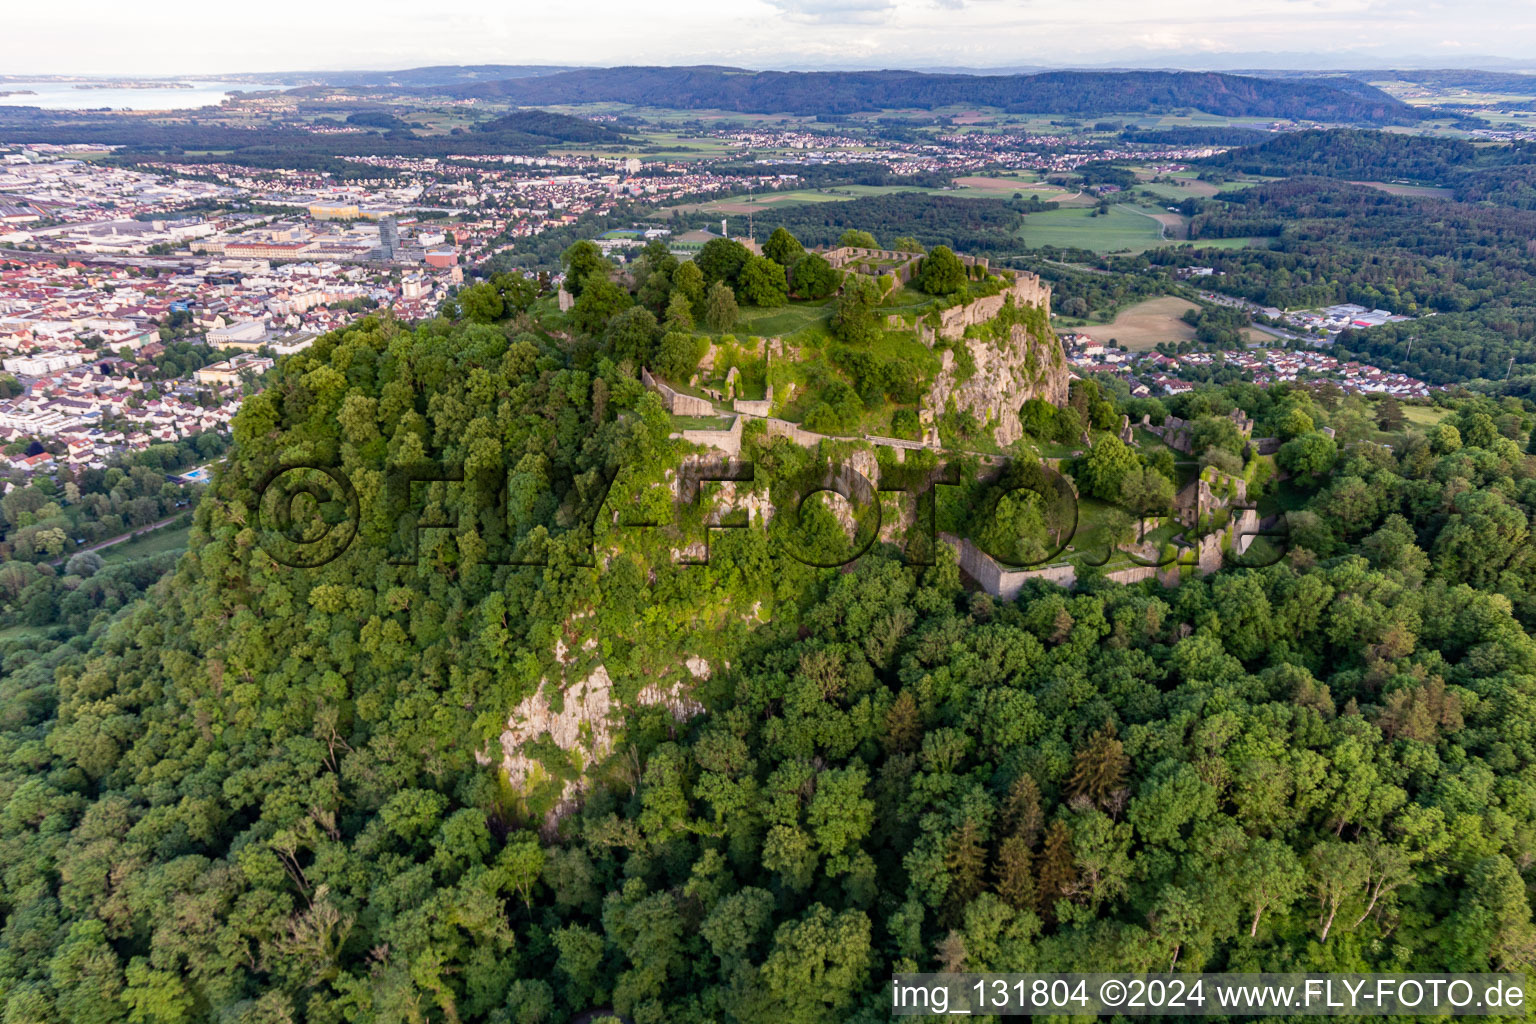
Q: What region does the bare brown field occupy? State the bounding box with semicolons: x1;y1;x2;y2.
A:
1177;179;1222;198
953;175;1036;192
1349;180;1455;199
1147;210;1188;239
1077;296;1199;350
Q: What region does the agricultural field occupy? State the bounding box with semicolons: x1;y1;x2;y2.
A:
1165;170;1265;193
1073;295;1200;350
1349;180;1456;199
1018;203;1186;252
1132;176;1240;201
657;177;1067;217
1188;235;1273;250
659;183;947;216
947;173;1083;202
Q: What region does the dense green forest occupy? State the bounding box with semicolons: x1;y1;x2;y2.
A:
4;236;1536;1021
756;194;1026;255
1332;309;1536;387
1119;126;1274;147
444;68;1424;122
1198;129;1536;209
1199;130;1477;183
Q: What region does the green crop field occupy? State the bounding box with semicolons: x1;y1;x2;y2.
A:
1187;236;1274;250
1134;180;1210;201
1018;204;1174;252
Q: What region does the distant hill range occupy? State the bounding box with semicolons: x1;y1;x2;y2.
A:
230;65;582;89
0;106;625;163
474;110;623;144
1325;69;1536;98
422;66;1427;122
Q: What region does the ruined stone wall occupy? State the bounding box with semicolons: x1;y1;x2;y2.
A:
1150;414;1195;454
823;246;921;284
642;366;715;417
679;415;744;455
733;382;774;417
933;273;1052;342
941;533;1075;599
1249;436;1282;456
762;416;826;448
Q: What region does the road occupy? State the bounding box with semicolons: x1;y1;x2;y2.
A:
50;513;186;567
1249;322;1307;344
1120;204;1172;241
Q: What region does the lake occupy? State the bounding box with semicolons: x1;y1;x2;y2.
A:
0;80;246;111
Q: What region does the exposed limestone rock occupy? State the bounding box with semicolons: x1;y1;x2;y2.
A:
494;635;710;828
637;677;706;720
924;276;1068;446
499;665;616;825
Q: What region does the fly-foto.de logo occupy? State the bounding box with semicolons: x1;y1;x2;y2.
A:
250;455;1290;573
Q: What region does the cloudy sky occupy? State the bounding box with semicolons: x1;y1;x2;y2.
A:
8;0;1536;76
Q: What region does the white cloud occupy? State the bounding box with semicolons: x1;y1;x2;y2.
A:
3;0;1535;76
761;0;897;23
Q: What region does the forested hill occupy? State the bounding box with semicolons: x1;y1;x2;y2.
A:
1200;129;1478;182
474;110;625;143
272;64;582;89
0;107;625;169
1198;128;1536;209
7;274;1536;1017
440;66;1424;121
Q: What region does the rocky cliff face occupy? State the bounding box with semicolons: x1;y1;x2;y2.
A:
924;274;1068;446
487;632;708;831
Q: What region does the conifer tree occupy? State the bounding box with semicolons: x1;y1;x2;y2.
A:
1037;821;1079;921
994;836;1036;912
944;819;986;911
1000;773;1044;848
884;690;922;753
1068;722;1129;808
